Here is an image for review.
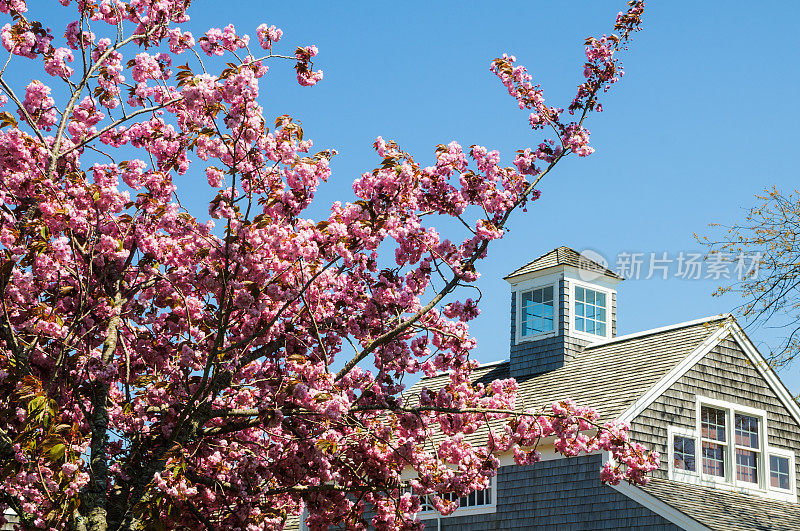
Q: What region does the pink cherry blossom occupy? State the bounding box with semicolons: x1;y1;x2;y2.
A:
44;46;75;78
256;23;283;50
19;80;57;129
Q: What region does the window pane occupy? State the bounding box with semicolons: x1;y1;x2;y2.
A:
575;288;607;336
542;285;553;302
596;292;606;307
736;449;758;484
421;495;434;512
735;414;759;449
521;288;555;336
770;455;791;490
448;488;492;509
521;291;532;306
585;290;595;304
702;442;725;477
674;436;696;472
521;292;532;336
701;407;726;441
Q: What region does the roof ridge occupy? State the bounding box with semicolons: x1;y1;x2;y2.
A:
585;314;732;349
504;246;622;281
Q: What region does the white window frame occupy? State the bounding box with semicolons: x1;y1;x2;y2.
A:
414;475;498;520
696;397;766;488
667;425;699;481
569;280;612;341
699;402;731;484
767;446;797;495
666;396;797;502
733;410;762;486
515;275;559;343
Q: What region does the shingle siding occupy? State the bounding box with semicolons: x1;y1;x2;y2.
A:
434;455;678;530
308;456;681;530
630;335;800;493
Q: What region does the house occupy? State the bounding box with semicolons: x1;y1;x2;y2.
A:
290;246;800;530
398;246;800;530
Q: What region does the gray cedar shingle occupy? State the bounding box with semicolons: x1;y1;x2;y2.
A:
643;478;800;531
436;455;677;530
504;246;622;281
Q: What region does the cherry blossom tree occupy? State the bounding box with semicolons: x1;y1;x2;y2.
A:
0;1;654;529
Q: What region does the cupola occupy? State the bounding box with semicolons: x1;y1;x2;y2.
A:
504;247;622;378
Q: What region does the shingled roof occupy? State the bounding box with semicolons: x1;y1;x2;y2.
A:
504;246;622;281
643;478;800;530
406;316;728;446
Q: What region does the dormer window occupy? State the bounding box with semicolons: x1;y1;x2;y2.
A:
520;286;554;338
506;248;620;357
573;285;609;338
668;397;797;501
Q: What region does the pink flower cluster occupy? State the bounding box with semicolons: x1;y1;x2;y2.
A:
44;46;75;78
0;0;26;14
1;20;52;58
131;52;172;83
199;24;249;56
65;20;95;50
256;23;282;50
168;27;195;54
295;45;323;86
19;80;56;129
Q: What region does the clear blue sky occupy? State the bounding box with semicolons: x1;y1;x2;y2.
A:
189;1;800;391
27;2;800;390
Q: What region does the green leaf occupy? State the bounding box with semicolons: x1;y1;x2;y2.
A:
47;443;66;461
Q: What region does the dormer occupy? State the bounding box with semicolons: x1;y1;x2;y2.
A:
505;247;622;379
